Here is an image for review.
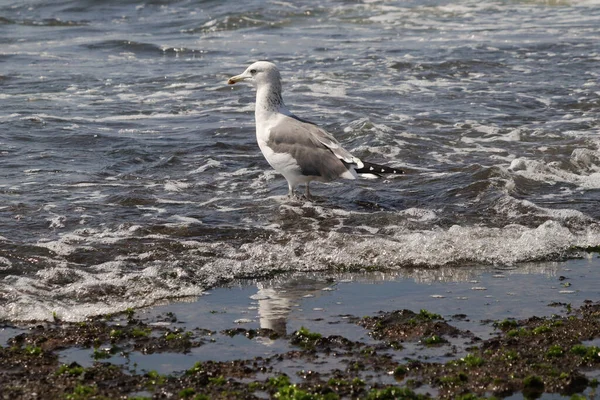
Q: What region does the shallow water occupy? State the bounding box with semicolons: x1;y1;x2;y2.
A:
1;0;599;321
29;254;599;394
138;254;600;352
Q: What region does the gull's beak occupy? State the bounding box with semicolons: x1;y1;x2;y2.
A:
227;73;247;85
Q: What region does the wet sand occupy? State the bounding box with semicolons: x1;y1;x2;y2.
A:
1;254;600;399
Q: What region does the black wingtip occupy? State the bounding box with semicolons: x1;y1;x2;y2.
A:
355;161;404;175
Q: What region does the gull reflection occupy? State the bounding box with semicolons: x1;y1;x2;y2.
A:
251;262;560;337
253;276;332;336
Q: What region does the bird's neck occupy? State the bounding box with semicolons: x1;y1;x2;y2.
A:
255;83;290;121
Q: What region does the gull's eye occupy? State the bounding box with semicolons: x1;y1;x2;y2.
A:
250;69;257;74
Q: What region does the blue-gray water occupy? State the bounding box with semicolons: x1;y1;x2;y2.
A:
1;0;599;321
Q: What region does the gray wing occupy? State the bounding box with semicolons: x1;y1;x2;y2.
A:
289;115;364;168
267;115;362;180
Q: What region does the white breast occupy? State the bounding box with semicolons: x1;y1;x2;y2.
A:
256;114;308;187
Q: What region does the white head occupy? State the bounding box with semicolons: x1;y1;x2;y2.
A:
227;61;282;88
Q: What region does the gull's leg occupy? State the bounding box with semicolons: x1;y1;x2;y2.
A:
305;182;312;200
287;181;295;198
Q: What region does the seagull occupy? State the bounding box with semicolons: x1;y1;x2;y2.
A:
227;61;403;199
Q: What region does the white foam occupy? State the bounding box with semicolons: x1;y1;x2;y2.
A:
494;196;592;223
164;180;191;192
137;205;167;215
398;208;438;222
189;159;222;174
0;257;12;270
47;214;66;229
508;155;600;189
168;215;202;225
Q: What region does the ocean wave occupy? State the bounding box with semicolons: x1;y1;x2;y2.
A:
1;216;598;322
84;40;201;57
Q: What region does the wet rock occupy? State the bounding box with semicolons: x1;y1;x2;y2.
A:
1;302;600;399
358;309;469;345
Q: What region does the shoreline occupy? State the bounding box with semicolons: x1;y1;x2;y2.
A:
2;255;600;399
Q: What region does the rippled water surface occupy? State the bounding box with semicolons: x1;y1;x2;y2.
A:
1;0;599;321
